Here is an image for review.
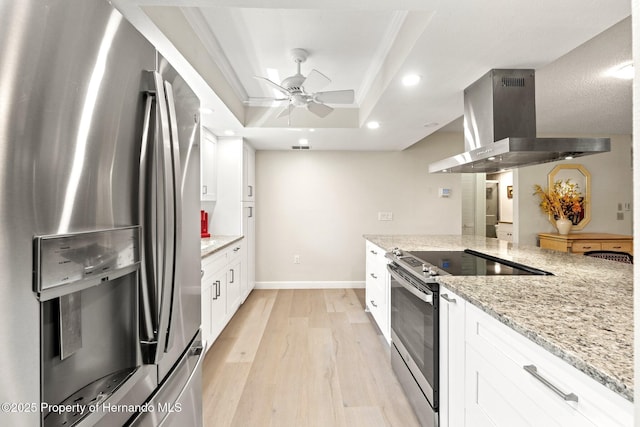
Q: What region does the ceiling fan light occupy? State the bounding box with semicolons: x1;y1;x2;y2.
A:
402;74;421;86
299;138;309;145
367;121;380;129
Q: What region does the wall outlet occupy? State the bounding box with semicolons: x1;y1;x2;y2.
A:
617;202;623;211
624;202;632;211
617;212;624;220
293;255;300;264
378;211;393;221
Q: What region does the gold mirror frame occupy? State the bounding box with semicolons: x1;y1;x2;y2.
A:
547;164;591;230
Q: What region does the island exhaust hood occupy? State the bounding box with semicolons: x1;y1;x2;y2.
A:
428;69;610;173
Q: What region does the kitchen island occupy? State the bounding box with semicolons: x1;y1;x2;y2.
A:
364;234;633;403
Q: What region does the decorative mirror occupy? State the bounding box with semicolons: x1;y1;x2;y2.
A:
547;164;591;230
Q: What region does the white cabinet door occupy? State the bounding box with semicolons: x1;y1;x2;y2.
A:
200;128;217;202
242;203;255;302
242;142;255;202
365;240;389;342
439;287;465;427
226;259;241;314
210;268;227;343
226;242;243;313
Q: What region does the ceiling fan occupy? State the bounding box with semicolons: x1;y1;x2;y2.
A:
253;48;355;119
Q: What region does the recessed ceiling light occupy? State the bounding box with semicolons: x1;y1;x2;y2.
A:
224;130;235;136
564;155;574;160
402;74;421;86
366;121;380;129
488;157;496;161
199;107;214;114
607;62;634;80
309;128;316;132
299;138;309;145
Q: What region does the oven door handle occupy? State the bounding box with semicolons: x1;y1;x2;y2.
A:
387;264;433;305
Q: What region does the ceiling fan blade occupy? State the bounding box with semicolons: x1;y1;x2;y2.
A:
302;69;331;93
314;89;355;104
254;76;290;96
307;101;333;118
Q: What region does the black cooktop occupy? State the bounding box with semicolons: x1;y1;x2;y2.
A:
408;250;551;276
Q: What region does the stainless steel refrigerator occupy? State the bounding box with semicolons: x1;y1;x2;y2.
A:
0;0;203;426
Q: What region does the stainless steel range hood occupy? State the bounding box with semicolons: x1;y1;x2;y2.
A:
428;69;610;173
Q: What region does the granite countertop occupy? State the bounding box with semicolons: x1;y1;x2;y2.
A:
364;234;633;402
201;235;243;257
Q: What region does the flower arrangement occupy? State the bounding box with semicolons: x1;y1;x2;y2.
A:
533;179;584;224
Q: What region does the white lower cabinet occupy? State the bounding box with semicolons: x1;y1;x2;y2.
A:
365;240;390;342
226;243;243;313
201;240;244;352
441;297;633;427
439;287;466;427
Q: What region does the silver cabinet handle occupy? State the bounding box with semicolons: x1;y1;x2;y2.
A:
216;280;220;298
248;206;253;218
202;185;207;195
248;185;253;197
441;293;457;303
233;247;241;252
230;269;235;284
370;300;377;308
523;365;578;402
201;269;204;278
370;273;378;279
370;250;378;255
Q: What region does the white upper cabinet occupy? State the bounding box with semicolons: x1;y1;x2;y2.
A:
200;127;218;202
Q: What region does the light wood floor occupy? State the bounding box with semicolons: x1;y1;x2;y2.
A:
202;288;421;427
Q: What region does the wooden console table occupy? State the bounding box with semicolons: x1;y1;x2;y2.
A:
538;233;633;254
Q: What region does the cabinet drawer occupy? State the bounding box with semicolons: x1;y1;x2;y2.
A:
202;251;227;281
366;241;385;260
571;242;601;252
465;303;632;427
601;241;632;252
227;241;243;263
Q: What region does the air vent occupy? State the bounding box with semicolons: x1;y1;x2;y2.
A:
501;76;525;87
291;145;311;150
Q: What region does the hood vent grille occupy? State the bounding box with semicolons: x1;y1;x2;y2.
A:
502;76;525;87
291;145;310;150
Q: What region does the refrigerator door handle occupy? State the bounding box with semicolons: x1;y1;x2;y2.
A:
143;71;175;364
139;86;159;361
161;81;183;354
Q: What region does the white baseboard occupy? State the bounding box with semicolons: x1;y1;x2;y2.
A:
255;281;365;290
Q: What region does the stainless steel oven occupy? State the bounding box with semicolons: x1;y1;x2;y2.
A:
388;262;439;427
387;248;552;427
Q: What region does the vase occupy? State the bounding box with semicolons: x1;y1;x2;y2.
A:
555;218;572;235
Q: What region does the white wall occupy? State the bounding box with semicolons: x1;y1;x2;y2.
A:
255;132;463;284
515;134;633;246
